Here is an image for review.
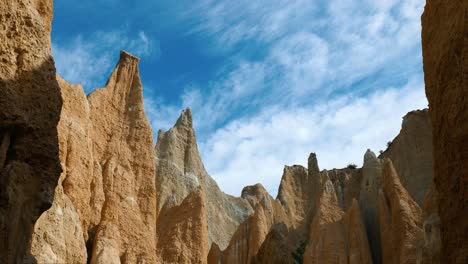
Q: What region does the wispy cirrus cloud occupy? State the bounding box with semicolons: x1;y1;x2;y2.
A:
146;0;427;195
200;78;428;196
52;0;427;196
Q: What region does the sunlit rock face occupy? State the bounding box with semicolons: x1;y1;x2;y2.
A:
156;188;209;263
378;159;423;264
2;0;458;263
303;172;372;264
30;52;158;263
422;0;468;262
380;109;433;206
155;108;254;250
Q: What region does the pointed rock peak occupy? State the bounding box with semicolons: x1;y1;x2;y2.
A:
119;50;140;64
363;149;381;168
241;183;267;198
242;184;269;208
175;108;193;129
379;158;422;264
382;158;401;189
184;186;205;204
284;164;307;174
308;152;320;176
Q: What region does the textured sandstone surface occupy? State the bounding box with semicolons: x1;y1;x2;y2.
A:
30;77;88;263
156;188;209;263
210;187;290;264
87;51;157;264
378;159;423;264
1;0;457;262
381;109;433;206
342;199;373;264
155;109;253;249
0;0;62;262
277;162;317;236
417;182;441;264
253;223;294;264
29;52;158;263
303;173;372;264
422;0;468;262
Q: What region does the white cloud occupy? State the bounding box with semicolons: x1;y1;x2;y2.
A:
200;77;428;196
131;0;427;197
53;30;158;92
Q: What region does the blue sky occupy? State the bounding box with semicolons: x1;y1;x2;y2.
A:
52;0;428;196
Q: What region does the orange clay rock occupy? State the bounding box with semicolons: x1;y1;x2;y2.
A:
303;172;372;264
378;159;423;264
156;188;209;264
380;109;433;206
0;0;62;262
207;182;291;264
30;52;158;263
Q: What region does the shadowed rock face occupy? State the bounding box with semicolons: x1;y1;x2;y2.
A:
0;0;62;262
155;109;253;249
422;0;468;263
253;223;294;264
378;159;422;264
360;150;383;263
417;182;441;264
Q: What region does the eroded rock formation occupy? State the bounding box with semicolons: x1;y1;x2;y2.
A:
378;159;423;264
380;109;433;206
0;0;62;262
359;150;383;263
155;109;253;249
422;0;468;262
156;188;209;263
2;0;462;262
29;52;158;263
303;173;372;264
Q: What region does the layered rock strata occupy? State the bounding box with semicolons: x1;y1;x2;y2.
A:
422;0;468;262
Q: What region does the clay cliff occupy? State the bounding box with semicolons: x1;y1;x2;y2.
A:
1;0;466;263
155;109;253;249
0;0;62;263
156;188;209;263
380;109;433;206
30;51;158;263
303;173;372;264
422;0;468;263
378;159;423;264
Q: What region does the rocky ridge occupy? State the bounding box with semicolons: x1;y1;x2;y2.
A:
0;0;465;263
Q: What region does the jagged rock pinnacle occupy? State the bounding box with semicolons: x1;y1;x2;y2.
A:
175;108;193;128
